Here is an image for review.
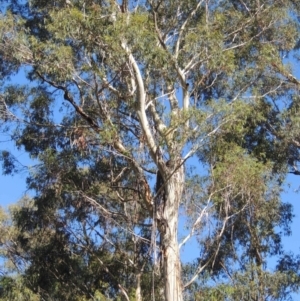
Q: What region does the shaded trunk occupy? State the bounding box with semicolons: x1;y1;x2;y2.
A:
136;273;142;301
160;161;184;301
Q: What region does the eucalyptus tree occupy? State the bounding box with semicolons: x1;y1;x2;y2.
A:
1;0;300;300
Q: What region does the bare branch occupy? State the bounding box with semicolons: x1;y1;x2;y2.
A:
174;0;204;59
121;41;160;164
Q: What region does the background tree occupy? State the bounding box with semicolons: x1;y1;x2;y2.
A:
1;0;300;300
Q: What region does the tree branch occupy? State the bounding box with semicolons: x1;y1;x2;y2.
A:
121;41;163;167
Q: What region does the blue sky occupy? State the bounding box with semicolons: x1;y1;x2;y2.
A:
1;9;300;297
1;141;300;299
0;149;29;207
1;67;300;299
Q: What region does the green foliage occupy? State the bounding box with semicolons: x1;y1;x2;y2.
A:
1;0;300;300
0;150;18;175
0;276;40;301
194;267;300;301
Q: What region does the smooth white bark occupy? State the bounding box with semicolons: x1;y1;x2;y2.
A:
160;161;185;301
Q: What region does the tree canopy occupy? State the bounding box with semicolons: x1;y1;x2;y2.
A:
1;0;300;300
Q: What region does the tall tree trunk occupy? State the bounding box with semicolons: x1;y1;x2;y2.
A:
136;272;142;301
160;160;184;301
